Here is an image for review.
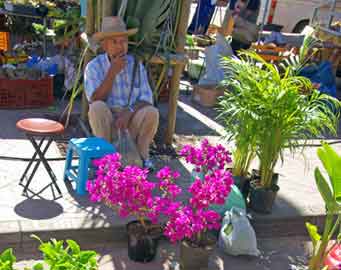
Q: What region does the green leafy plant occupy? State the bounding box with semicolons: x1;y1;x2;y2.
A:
186;35;196;48
306;143;341;270
33;6;84;49
0;237;98;270
0;249;15;270
32;235;98;270
220;51;340;188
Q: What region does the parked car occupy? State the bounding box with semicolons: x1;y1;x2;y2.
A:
259;0;341;33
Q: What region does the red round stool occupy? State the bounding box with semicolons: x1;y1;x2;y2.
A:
16;118;64;199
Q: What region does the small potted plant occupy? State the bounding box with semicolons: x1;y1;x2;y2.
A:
162;161;234;270
220;51;340;214
87;153;181;263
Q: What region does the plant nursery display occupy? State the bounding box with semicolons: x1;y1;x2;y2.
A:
87;139;234;268
219;50;340;213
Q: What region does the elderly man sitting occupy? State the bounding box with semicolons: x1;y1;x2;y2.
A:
84;16;159;169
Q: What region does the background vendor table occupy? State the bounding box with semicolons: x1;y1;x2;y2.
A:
0;8;48;56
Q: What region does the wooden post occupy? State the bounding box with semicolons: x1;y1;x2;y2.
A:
81;0;95;121
102;0;113;16
165;0;192;145
96;0;103;32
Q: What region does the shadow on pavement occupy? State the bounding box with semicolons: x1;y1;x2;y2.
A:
15;198;64;220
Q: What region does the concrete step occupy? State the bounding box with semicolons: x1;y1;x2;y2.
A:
0;212;323;249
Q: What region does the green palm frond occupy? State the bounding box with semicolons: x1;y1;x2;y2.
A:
280;33;320;75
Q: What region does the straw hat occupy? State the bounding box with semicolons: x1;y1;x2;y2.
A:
93;16;138;42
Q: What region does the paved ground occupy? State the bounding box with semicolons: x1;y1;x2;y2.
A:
13;237;311;270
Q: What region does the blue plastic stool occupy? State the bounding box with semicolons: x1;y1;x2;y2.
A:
64;137;116;195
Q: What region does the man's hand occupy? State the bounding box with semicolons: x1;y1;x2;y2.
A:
90;54;127;102
108;54;126;77
115;110;133;130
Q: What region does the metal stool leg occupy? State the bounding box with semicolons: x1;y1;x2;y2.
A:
22;137;53;195
29;136;62;199
19;139;45;185
63;145;73;181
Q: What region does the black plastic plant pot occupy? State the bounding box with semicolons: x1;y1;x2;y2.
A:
251;169;279;186
126;220;159;263
249;181;280;214
233;175;251;199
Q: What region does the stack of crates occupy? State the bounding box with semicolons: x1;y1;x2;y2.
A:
0;32;9;52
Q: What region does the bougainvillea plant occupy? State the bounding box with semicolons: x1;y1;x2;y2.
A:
180;139;232;173
87;140;233;246
164;140;233;245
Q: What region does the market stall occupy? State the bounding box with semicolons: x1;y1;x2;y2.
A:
0;0;83;108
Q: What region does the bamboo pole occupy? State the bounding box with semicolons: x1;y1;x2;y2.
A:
165;0;192;145
81;0;95;122
102;0;114;16
97;0;103;32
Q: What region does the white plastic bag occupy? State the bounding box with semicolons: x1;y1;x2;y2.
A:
115;129;143;167
198;33;234;86
218;207;260;256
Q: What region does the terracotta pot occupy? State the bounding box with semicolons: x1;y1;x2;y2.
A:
126;220;160;263
180;237;216;270
192;84;224;107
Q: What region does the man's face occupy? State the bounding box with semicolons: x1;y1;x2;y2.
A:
101;35;128;57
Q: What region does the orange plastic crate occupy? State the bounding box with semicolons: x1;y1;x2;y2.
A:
0;32;10;52
0;77;54;109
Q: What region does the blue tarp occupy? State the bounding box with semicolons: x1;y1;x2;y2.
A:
300;61;337;98
188;0;216;35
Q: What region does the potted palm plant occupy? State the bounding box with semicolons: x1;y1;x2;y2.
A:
217;33;320;195
221;51;340;214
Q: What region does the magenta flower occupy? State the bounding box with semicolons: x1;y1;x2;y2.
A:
180;139;232;172
87;155;182;230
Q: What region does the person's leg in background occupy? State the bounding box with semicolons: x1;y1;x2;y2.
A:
88;100;113;142
129;106;159;162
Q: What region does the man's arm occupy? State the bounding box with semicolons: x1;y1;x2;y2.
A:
115;62;154;129
90;55;126;102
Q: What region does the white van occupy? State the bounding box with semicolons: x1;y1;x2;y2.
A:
259;0;341;33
